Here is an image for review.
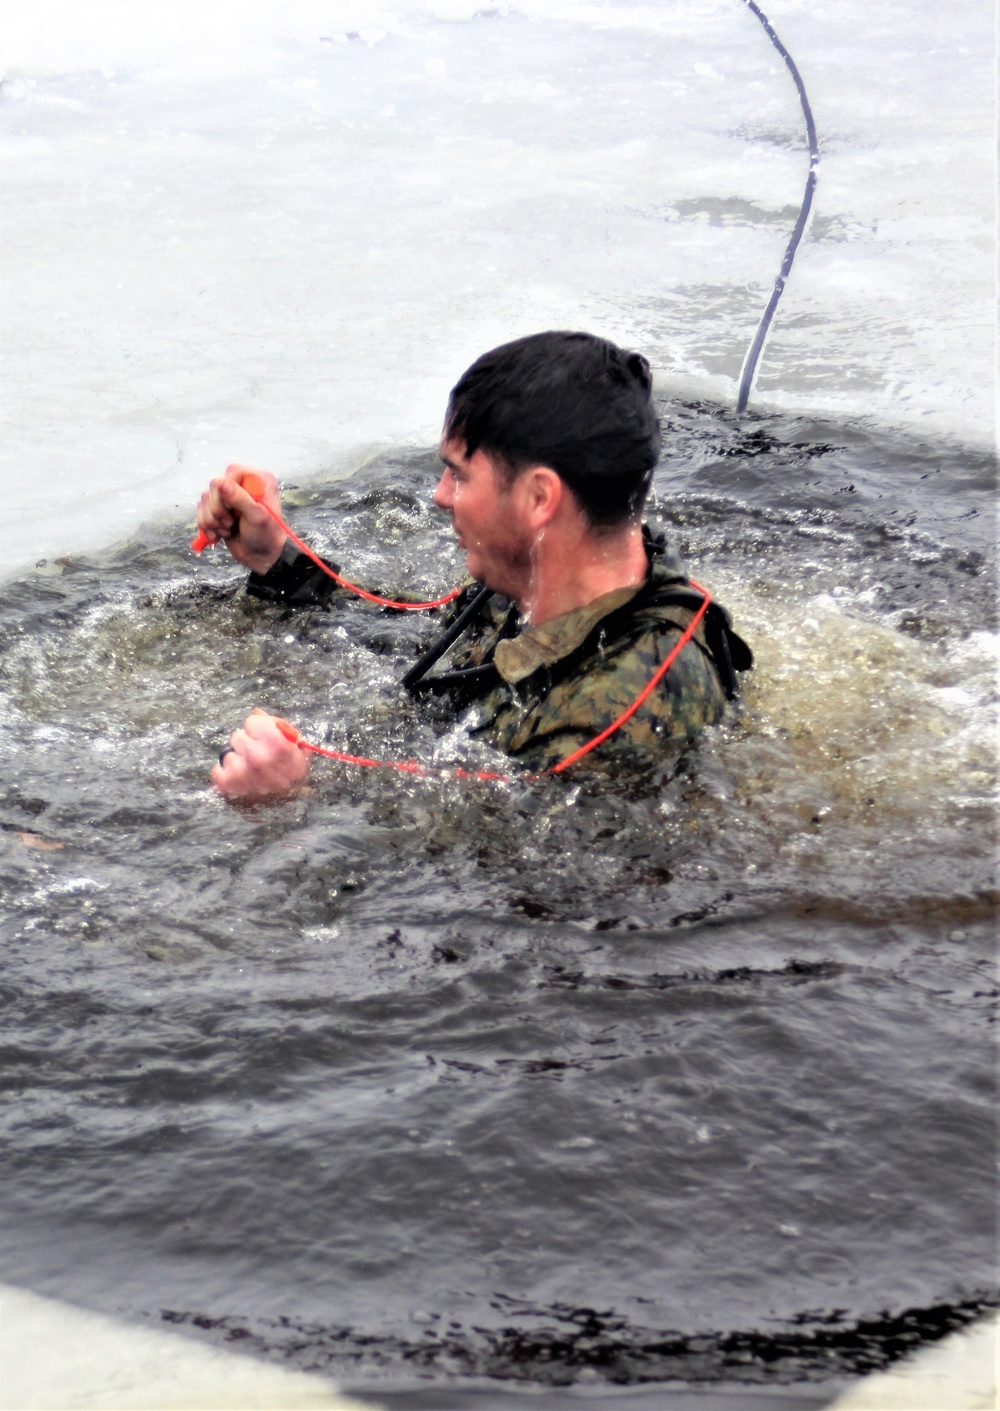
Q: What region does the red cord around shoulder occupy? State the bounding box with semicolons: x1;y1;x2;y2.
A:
197;475;711;780
192;473;462;612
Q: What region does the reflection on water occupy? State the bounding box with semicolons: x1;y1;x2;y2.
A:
0;403;995;1395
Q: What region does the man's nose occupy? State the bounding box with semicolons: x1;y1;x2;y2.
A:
432;471;452;510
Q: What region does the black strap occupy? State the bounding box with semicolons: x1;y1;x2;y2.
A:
620;583;753;700
401;583;495;690
411;662;502;698
407;579;752;706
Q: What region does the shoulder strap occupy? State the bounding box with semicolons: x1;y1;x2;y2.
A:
404;575;753;704
621;582;754;700
401;583;495;691
562;579;753;701
404;587;514;703
411;662;503;699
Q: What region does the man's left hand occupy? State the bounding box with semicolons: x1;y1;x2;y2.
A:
211;709;311;802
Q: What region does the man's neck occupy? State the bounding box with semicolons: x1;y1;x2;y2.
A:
515;521;648;627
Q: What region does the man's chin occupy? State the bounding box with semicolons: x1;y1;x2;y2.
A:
460;547;505;593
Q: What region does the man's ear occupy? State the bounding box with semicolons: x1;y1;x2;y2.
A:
515;465;563;529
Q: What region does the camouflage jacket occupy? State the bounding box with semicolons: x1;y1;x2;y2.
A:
404;531;752;771
248;529;751;772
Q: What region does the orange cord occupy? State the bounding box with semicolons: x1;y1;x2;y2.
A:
546;581;710;774
192;473;461;612
261;505;462;611
269;579;712;782
271;717;510;781
204;476;713;779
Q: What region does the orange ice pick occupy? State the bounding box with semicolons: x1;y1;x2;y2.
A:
191;473;268;553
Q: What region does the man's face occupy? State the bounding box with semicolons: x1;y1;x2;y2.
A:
434;438;534;597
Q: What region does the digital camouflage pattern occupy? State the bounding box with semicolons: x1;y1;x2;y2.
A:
248;530;746;773
441;548;732;772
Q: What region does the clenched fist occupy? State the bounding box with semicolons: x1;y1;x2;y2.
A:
212;709;311;802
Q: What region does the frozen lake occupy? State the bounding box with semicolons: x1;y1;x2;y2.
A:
0;4;996;1405
1;0;994;576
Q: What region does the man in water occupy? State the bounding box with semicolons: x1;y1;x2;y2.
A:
196;331;750;799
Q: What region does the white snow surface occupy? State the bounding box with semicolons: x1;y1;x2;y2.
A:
1;0;995;574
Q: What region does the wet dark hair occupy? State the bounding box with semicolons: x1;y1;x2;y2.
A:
443;330;660;531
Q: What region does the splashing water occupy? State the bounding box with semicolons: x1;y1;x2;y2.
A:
0;404;994;1395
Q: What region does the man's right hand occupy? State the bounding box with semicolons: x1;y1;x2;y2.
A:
195;464;287;574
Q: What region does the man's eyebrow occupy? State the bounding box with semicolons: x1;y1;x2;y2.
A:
440;454;462;471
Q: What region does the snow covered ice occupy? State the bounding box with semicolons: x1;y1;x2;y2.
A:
1;0;994;575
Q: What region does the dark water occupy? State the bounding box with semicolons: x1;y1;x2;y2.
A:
0;402;995;1402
